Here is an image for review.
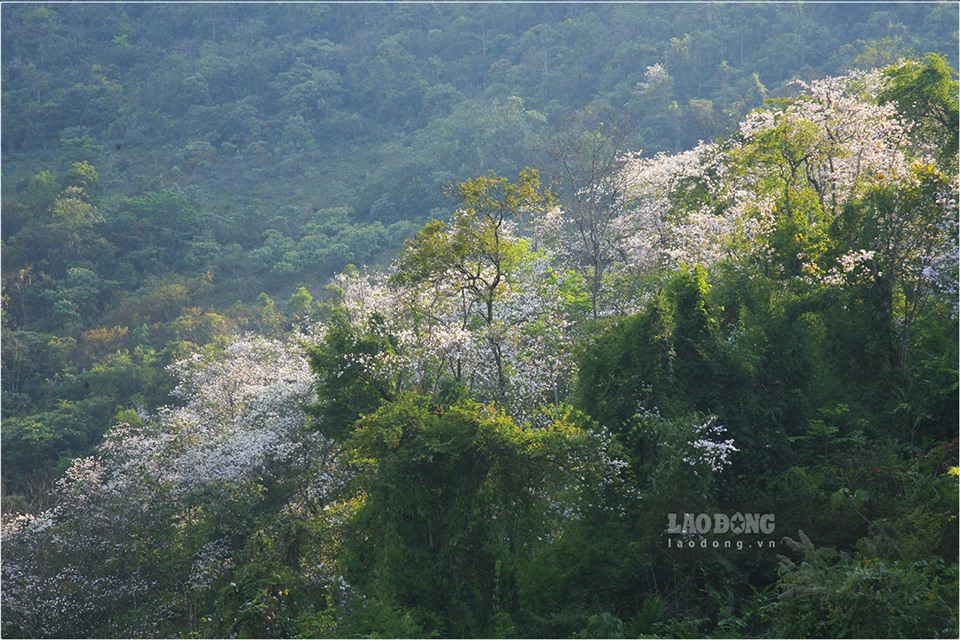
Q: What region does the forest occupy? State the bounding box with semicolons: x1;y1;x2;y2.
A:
1;2;958;638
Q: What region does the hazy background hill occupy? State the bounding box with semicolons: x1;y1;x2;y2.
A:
5;3;956;225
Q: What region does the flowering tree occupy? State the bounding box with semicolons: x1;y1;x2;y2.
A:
619;142;731;274
545;123;638;319
390;169;554;402
315;252;584;425
612;67;956;372
1;335;339;638
725;68;956;374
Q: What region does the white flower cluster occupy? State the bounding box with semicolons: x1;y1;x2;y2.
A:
738;70;911;212
332;253;583;415
816;249;878;286
1;334;340;637
639;63;671;90
187;538;235;592
637;406;737;478
158;335;322;492
682;414;738;473
617;143;731;280
610;66;950;312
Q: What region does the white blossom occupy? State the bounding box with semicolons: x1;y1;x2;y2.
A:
681;414;738;473
1;334;341;637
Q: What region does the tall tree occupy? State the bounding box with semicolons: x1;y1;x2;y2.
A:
392;169;552;400
545;120;635;318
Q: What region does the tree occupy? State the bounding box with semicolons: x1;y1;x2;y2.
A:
834;162;958;375
333;394;605;637
545;119;636;319
728;70;914;279
287;285;314;323
575;295;673;430
612;141;730;306
879;53;959;168
392;169;552;400
1;334;335;638
307;310;400;440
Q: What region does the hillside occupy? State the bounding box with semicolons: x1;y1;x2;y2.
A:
1;3;958;638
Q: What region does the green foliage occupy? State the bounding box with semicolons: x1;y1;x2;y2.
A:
774;537;958;638
332;598;433;639
575;296;672;429
520;509;649;638
665;265;716;408
392;170;551;399
393;169;552;309
880;53;959;167
1;344;175;499
287;285;315;324
307;312;399;440
333;394;599;637
577;611;626;639
577;265;733;431
211;514;334;639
